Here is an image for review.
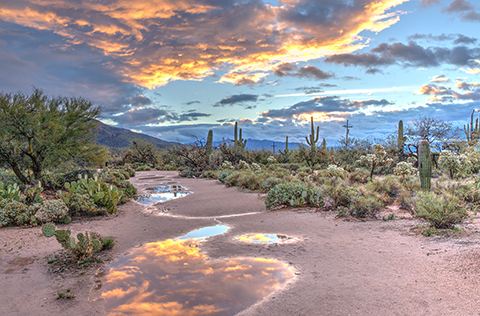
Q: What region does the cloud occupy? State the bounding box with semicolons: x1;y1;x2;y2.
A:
325;41;480;69
214;94;259;108
294;83;338;95
430;75;450;83
443;0;480;22
414;79;480;101
129;95;152;107
419;0;442;7
407;33;477;45
111;107;211;127
259;96;393;121
185;100;201;105
274;63;334;80
0;0;409;87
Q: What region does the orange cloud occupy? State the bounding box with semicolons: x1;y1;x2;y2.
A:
0;0;409;88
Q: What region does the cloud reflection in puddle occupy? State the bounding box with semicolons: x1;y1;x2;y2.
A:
102;227;295;315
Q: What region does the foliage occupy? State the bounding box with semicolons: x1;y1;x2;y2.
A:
412;191;469;229
356;144;393;179
31;200;69;224
0;88;103;184
438;150;471;179
265;181;323;209
393;161;417;178
124;139;159;166
58;174;122;214
42;223;104;260
0;182;21;201
342;194;384;218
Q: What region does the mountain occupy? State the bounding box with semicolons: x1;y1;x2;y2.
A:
213;139;304;151
94;121;179;149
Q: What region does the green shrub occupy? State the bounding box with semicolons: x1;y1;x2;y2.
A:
136;165;151;171
348;168;370;183
224;171;242;187
413;192;468;229
321;181;359;210
345;194;384;218
260;177;283;193
32;200;69;224
265;182;322;209
238;173;263;191
101;236;115;250
365;176;401;203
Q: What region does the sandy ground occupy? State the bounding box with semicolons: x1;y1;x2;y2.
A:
1;170;480;315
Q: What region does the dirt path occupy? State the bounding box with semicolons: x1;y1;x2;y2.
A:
1;171;480;315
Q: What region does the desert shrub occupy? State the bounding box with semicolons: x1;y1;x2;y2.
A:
32;200;69;224
224;171;242;187
266;156;278;164
136;165;151;171
238;173;263;191
348;168;370;183
365;176;402;203
64;193;100;216
413;192;468;229
260;177;284;192
321;180;359;210
221;161;234;170
218;170;233;183
179;168;197;178
237;160;250;170
265;182;322;209
316;165;347;180
342;194;384;218
250;163;262;173
0;200;29;227
200;170;218;179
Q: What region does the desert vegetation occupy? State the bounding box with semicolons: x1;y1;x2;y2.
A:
1;89;479;241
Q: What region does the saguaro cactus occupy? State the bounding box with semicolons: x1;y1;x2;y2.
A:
397;120;405;154
206;130;213;156
278;136;290;161
322;138;327;151
464;109;480;147
305;117;319;152
418;139;432;191
232;122;247;149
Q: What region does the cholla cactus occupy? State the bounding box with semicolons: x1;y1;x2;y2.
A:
356;144;393;179
393;161;417;178
238;160;250;170
439;150;472;179
325;164;347;179
250;163;262;173
221;161;233;170
266;156;278;164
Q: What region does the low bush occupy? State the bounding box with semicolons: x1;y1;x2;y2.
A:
413;192;468;229
265;182;322;209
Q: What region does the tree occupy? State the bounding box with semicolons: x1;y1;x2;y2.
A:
124;139;159;166
0;88;101;184
405;116;457;153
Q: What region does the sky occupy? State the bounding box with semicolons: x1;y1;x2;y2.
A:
0;0;479;145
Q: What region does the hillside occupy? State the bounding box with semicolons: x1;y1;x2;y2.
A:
95;121;179;149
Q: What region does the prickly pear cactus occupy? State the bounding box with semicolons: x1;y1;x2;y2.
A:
42;223;56;237
418;139;432;191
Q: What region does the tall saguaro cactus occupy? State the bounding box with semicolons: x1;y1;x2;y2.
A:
206;130;213;156
464;109;480;147
397;120;405;154
278;136;290;161
232;121;247;149
418;139;432;191
306;117;319;152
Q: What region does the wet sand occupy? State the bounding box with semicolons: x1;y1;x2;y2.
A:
1;170;480;315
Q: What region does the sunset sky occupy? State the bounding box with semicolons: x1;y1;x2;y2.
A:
1;0;479;144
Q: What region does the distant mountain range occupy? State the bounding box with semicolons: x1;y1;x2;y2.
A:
94;121;306;151
94;121;179;149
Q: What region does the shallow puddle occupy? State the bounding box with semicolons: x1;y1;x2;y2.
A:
145;185;185;193
102;226;295;315
236;234;298;244
135;191;190;206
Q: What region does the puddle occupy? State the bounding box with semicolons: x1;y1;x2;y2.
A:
145;185;185;193
236;234;299;244
135;191;190;206
102;226;295;315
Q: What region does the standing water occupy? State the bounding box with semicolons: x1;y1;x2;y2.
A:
101;225;295;315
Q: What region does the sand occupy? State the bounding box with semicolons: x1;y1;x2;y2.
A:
1;170;480;315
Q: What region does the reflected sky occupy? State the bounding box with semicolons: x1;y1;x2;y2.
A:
135;191;190;206
236;234;298;244
145;185;185;193
102;227;295;316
